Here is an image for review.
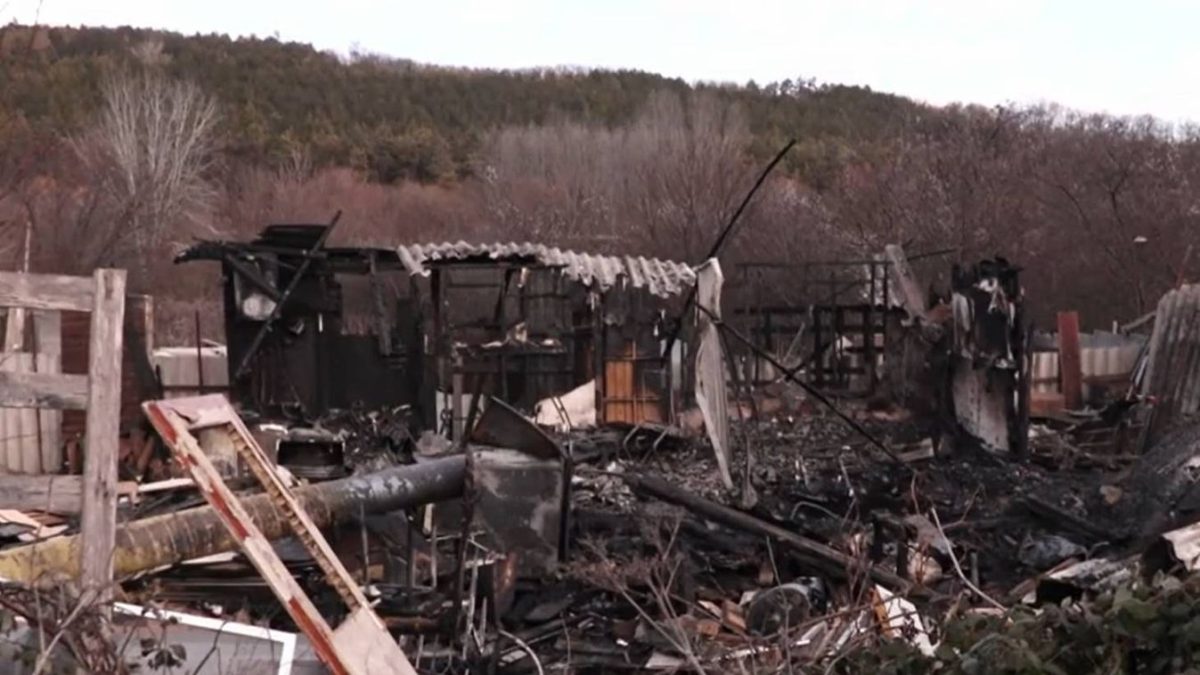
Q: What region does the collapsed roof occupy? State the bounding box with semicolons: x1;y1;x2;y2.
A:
180;226;697;299
396;241;696;298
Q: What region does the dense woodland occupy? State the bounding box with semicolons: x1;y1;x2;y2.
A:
0;23;1197;338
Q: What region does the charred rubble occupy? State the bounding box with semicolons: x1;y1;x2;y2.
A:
3;221;1200;673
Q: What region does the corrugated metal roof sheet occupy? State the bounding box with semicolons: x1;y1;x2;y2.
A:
1142;284;1200;447
396;242;696;298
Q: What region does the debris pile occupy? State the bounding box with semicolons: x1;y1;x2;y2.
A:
6;233;1200;674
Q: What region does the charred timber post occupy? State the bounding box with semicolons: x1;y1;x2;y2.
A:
624;474;912;593
0;455;466;583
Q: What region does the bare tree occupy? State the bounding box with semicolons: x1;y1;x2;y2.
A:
73;70;219;270
624;90;755;261
479;90;757;260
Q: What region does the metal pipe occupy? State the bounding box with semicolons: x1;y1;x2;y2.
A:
0;455;466;583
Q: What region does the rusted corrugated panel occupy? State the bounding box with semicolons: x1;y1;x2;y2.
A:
396;242;695;298
1143;285;1200;447
1058;312;1083;409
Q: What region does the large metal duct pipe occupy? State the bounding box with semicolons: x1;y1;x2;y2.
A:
0;456;466;582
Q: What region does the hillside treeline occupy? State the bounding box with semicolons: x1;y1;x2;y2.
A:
0;24;920;187
0;23;1196;337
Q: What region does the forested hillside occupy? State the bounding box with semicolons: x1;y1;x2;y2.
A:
0;22;1196;336
0;23;926;187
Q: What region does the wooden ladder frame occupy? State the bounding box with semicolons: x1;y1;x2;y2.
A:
143;394;417;675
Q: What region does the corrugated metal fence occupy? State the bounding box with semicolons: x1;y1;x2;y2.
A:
1142;284;1200;446
1031;343;1143;399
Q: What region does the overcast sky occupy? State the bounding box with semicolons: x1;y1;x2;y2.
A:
4;0;1197;122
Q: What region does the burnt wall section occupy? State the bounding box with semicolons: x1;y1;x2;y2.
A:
948;258;1028;455
178;224;424;421
1141;284;1200;449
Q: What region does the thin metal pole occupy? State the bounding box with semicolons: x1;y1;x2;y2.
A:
194;310;204;392
661;139;797;359
699;304;904;466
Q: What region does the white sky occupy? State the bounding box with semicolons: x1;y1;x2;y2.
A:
4;0;1198;122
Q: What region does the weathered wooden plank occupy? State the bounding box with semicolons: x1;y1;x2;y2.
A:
4;308;25;351
33;311;63;474
0;475;136;513
334;607;419;674
0;353;44;473
18;405;37;473
2;398;17;475
0;370;88;410
80;269;126;598
0;474;82;512
0;272;94;312
32;311;61;360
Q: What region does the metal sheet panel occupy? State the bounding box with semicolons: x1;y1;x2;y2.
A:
1144;285;1200;446
153;346;230;398
1033;343;1142;397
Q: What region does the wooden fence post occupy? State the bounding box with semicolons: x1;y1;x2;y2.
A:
79;269;126;599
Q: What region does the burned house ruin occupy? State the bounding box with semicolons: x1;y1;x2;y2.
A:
3;215;1189;674
179;224;697;436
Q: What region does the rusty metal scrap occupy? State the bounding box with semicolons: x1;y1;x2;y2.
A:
469;396;561;460
396;241;696;298
622;473;912;591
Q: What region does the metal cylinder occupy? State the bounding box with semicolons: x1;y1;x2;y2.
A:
0;456;466;582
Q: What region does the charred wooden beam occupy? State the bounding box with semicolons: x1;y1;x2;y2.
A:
0;455;466;583
623;473;912;592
